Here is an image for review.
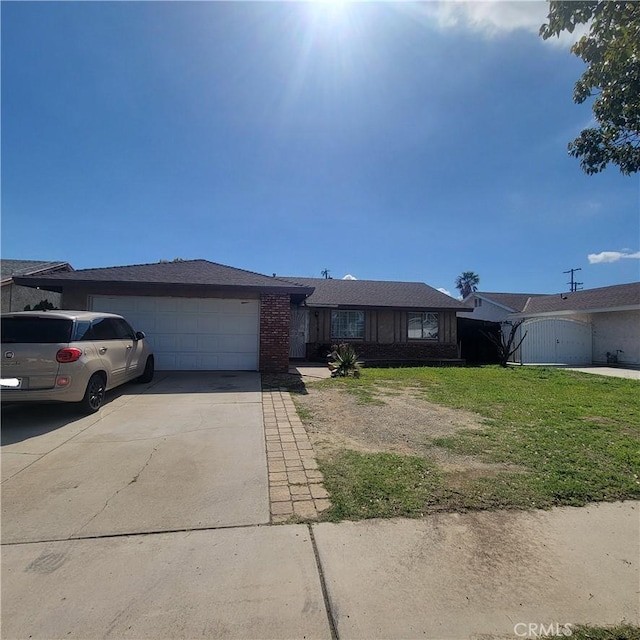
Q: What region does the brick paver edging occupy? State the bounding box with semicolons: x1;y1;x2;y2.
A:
262;389;331;523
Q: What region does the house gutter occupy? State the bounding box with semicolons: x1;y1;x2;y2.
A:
13;277;314;298
511;304;640;319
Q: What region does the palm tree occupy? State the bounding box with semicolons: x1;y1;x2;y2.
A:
455;271;480;298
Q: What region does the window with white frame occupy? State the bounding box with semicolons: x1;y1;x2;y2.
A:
331;310;365;339
408;312;439;340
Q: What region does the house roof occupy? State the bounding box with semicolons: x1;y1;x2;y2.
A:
282;277;472;310
14;259;313;296
470;292;547;312
518;282;640;316
1;259;72;284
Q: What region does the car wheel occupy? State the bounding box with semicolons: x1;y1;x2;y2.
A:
80;373;106;414
137;356;154;383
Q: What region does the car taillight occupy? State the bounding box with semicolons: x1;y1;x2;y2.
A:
56;348;82;363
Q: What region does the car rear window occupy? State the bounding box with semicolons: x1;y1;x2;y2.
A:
1;317;73;344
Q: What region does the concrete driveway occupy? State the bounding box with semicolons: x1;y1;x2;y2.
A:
1;372;270;542
1;372;332;639
2;375;637;639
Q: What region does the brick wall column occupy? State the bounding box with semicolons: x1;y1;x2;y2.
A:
259;293;291;373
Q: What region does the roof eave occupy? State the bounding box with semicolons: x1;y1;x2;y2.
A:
304;302;472;311
13;277;314;296
512;304;640;318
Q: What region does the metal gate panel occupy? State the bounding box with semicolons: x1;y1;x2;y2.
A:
519;318;592;365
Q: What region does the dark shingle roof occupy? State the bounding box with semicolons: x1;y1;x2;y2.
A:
1;259;72;283
472;292;547;312
14;260;312;294
520;282;640;315
283;277;471;310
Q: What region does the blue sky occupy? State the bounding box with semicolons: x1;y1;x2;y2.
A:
2;1;638;295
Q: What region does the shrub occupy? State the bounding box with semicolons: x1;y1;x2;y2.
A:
327;343;362;378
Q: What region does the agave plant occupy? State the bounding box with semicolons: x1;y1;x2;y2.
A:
327;343;362;378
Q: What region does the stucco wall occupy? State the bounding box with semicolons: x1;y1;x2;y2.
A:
520;310;639;367
591;310;640;366
457;299;510;323
1;284;63;312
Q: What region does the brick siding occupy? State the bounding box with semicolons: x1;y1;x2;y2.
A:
308;340;459;364
260;293;291;373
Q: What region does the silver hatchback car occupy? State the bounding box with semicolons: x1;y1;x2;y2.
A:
1;310;154;413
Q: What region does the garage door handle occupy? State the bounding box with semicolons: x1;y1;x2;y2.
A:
99;347;107;354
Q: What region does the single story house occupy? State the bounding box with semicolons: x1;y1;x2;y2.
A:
14;259;473;372
456;291;547;364
282;276;473;364
1;259;73;312
510;282;640;368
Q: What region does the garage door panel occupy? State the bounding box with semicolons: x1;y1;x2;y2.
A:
156;354;178;370
219;314;259;333
90;296;259;371
218;335;257;353
195;316;220;333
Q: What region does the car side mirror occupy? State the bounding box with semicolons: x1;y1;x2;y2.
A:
135;331;146;340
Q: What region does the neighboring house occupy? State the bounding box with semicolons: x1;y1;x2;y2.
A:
15;259;473;372
1;259;73;312
283;277;473;364
459;292;546;322
456;292;545;364
511;282;640;368
14;260;312;373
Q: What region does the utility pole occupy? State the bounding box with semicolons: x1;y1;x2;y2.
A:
563;267;583;292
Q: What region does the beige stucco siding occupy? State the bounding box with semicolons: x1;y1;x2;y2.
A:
1;284;63;312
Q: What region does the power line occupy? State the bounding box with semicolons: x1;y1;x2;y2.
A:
563;267;583;292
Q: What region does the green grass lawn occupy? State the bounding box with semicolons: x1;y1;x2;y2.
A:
312;366;640;520
562;625;640;640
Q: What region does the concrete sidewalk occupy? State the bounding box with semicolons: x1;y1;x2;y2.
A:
3;501;638;639
563;366;640;380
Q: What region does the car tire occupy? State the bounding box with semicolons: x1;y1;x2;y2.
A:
137;356;154;383
79;373;106;414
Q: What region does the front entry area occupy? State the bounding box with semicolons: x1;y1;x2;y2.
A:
290;307;309;358
91;295;260;370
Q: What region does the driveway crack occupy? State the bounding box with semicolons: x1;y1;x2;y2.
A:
71;442;163;537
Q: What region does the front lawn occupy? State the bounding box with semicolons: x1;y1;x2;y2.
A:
294;366;640;520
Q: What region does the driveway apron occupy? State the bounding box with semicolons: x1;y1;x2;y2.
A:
1;372;270;543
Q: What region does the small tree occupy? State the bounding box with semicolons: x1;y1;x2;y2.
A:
482;319;528;368
24;299;57;311
455;271;480;299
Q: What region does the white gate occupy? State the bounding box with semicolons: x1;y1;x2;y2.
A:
289;308;309;358
518;318;592;365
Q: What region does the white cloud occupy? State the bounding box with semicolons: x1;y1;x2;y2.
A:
588;251;640;264
418;1;588;47
342;274;357;280
437;287;453;296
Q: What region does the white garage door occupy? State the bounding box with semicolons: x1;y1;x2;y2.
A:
519;318;592;365
90;296;259;371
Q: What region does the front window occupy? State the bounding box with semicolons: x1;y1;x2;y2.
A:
331;310;365;339
408;312;438;340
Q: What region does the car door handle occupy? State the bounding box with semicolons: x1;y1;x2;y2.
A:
126;345;132;350
99;347;107;354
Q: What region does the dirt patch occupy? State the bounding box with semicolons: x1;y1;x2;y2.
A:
294;386;520;474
